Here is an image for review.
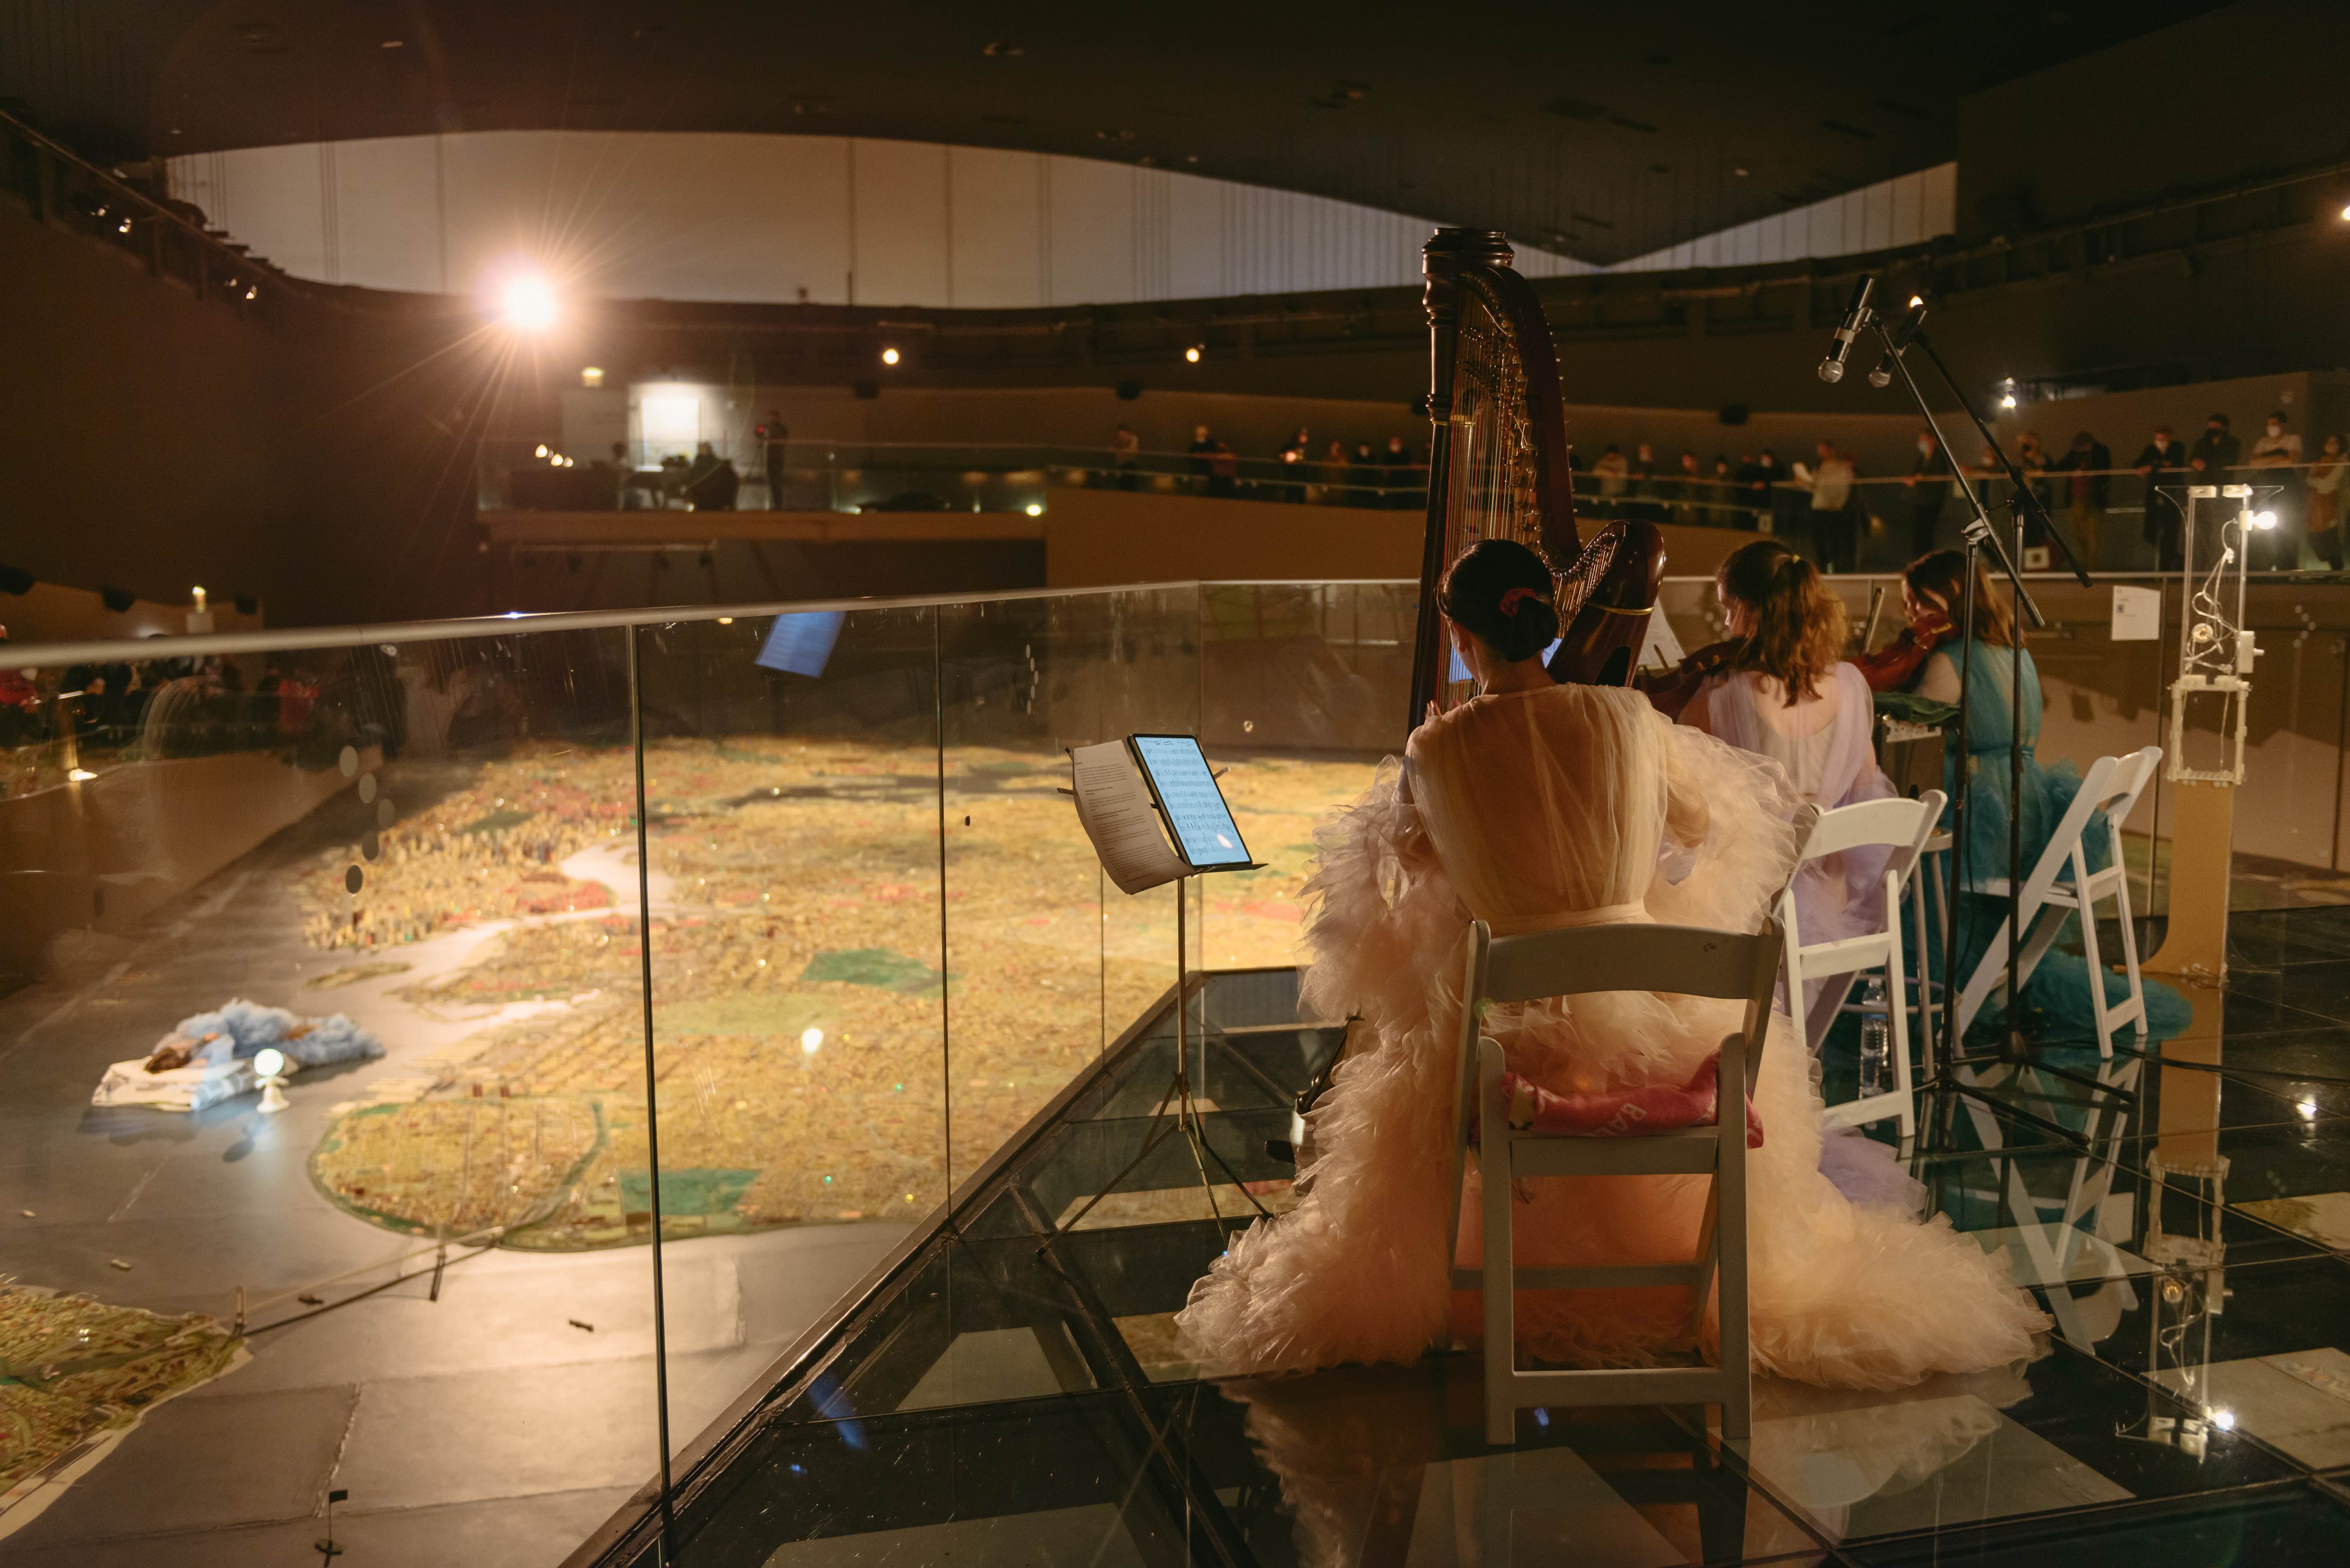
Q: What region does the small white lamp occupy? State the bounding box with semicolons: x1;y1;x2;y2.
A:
253;1047;291;1113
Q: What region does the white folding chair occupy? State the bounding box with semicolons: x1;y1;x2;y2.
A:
1777;791;1948;1140
1955;746;2162;1057
1446;918;1782;1444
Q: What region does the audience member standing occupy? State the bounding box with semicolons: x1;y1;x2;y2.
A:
1317;438;1350;505
1902;430;1951;560
1799;440;1857;572
2189;413;2240;478
1672;450;1704;526
1592;445;1629;516
2248;411;2305;570
1112;422;1140;491
2050;430;2112;569
760;410;790;510
2134;425;2193;570
1629;442;1664;524
2306;435;2346;570
1187;425;1217;495
1381;435;1417;508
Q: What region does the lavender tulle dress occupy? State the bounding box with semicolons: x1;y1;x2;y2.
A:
1173;684;2045;1387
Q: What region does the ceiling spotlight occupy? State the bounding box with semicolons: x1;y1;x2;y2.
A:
1185;345;1202;363
534;444;548;458
499;271;558;331
1908;295;1924;308
880;346;901;366
580;366;605;388
118;217;132;234
1997;393;2017;410
1024;502;1043;516
2340;203;2350;222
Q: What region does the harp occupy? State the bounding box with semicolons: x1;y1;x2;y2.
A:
1408;229;1664;720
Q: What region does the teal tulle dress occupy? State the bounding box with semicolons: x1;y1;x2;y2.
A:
1922;638;2189;1044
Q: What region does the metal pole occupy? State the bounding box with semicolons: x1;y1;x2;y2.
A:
625;625;676;1549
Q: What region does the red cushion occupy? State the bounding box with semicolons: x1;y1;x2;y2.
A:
1497;1048;1763;1148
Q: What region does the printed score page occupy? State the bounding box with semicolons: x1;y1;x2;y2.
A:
1069;741;1189;895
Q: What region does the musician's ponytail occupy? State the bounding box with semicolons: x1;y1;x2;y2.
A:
1441;539;1560;663
1718;538;1848;706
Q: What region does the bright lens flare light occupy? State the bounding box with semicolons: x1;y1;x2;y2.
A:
499;272;559;331
801;1027;824;1057
1998;393;2018;410
880;346;901;366
2211;1409;2237;1431
1024;502;1043;516
1184;345;1202;363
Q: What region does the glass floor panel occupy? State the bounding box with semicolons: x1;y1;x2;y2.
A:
588;921;2350;1566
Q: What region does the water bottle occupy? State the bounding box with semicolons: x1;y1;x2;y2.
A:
1858;977;1890;1097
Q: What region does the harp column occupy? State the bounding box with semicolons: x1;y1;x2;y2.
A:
1410;228;1517;726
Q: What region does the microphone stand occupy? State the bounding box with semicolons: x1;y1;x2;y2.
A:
1861;310;2097;1124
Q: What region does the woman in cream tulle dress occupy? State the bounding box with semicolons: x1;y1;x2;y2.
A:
1175;539;2047;1388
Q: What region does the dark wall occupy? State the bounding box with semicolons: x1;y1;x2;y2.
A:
1958;0;2348;236
0;197;318;615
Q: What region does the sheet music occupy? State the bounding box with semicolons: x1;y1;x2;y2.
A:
1131;735;1251;867
1637;606;1684;671
1069;741;1188;894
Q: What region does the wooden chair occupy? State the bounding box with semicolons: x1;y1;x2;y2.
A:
1446;917;1783;1445
1778;791;1948;1140
1954;747;2162;1057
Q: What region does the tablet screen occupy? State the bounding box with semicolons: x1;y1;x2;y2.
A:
1129;735;1251;868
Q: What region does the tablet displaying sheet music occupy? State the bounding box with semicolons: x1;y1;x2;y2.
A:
1128;734;1253;870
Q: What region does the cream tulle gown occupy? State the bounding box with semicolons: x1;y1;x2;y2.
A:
1175;683;2046;1387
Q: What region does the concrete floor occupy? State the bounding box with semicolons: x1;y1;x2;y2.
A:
0;764;908;1563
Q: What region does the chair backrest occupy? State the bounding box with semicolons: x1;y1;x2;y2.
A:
1800;793;1944;869
1479;920;1784;1010
2023;746;2161;898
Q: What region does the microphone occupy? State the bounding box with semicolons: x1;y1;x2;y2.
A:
1816;275;1875;383
1866;297;1928;389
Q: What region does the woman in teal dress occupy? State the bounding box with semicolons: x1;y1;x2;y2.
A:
1902;550;2188;1043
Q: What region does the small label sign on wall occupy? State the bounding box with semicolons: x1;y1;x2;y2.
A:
2112;585;2161;641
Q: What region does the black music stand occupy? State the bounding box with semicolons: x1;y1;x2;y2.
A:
1057;737;1270;1239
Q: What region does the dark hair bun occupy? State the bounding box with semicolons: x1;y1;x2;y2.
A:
1440;538;1559;663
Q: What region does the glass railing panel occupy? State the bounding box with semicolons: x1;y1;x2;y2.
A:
1195;583;1410;991
625;607;946;1461
935;587;1198;1191
0;624;658;1564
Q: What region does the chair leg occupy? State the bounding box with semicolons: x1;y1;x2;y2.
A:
1480;1041;1517;1446
2108;848;2149;1041
1687;1181;1721;1345
1715;1044;1752;1443
2080;855;2113;1056
1909;873;1937;1077
1886;934;1916;1142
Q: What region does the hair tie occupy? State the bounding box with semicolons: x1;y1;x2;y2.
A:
1497;585;1546;617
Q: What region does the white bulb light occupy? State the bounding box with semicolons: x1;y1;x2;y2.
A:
2211;1409;2236;1431
500;273;558;330
1024;502;1042;516
801;1027;824;1056
1998;394;2018;410
1184;345;1202;363
880;347;900;366
2253;509;2278;530
534;444;548;458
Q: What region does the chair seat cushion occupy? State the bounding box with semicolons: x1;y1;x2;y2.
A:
1500;1049;1763;1147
